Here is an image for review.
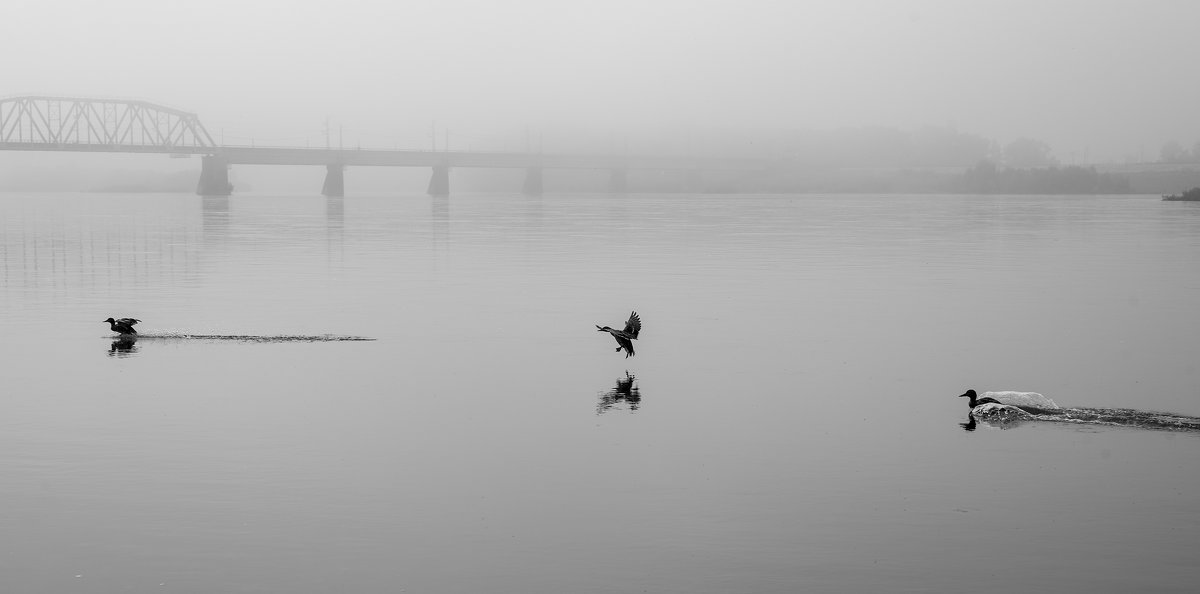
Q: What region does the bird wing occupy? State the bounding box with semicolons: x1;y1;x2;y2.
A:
616;335;635;357
117;318;140;326
623;311;641;338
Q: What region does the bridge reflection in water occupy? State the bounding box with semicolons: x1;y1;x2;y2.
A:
0;95;770;197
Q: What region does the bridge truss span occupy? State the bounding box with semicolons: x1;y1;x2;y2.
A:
0;96;216;152
0;94;771;196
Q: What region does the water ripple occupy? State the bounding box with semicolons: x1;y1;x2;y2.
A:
121;333;375;343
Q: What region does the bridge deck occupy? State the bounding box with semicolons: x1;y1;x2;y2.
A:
0;142;767;171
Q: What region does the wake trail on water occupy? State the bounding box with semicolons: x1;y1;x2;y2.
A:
972;402;1200;433
110;332;375;343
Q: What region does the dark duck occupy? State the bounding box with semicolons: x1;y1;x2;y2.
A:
597;311;641;358
104;317;141;335
959;389;1001;409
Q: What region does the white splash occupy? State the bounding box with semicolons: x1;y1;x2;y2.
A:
983;391;1059;409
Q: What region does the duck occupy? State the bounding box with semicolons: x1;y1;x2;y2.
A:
596;311;641;358
959;389;1065;416
959;389;1001;409
103;317;141;335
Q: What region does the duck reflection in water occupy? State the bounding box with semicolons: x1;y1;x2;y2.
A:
957;408;1032;432
958;412;1026;432
108;336;138;358
959;414;977;431
597;371;642;414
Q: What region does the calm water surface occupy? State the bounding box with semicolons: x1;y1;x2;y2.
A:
2;191;1199;593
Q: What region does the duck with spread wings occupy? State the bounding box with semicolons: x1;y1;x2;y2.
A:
596;311;641;358
104;317;141;335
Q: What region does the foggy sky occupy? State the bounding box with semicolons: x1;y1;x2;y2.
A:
5;0;1199;161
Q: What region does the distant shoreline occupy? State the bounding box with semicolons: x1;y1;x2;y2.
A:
2;164;1198;196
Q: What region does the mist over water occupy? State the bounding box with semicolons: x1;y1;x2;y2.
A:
5;2;1200;164
2;191;1199;592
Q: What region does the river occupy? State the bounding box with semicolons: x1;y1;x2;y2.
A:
2;191;1198;593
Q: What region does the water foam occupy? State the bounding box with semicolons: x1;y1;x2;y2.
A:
971;402;1200;433
113;332;375;342
982;391;1060;409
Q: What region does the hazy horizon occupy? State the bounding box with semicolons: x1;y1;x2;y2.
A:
5;1;1200;163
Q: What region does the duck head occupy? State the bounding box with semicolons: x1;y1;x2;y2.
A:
959;389;978;407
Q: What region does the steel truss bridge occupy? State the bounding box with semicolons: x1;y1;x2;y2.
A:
0;96;768;196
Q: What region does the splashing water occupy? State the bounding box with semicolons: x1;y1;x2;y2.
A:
971;402;1200;433
111;332;375;343
982;391;1060;409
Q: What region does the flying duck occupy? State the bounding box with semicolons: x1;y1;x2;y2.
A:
597;311;641;358
104;317;141;335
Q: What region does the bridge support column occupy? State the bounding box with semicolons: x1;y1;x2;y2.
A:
196;155;233;196
322;164;345;197
427;164;450;197
608;168;628;193
523;166;543;196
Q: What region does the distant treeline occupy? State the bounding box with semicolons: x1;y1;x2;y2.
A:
696;125;1069;171
1158;140;1200;164
958;161;1132;194
739;164;1133;194
772;126;995;168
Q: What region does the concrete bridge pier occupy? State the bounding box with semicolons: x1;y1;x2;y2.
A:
523;166;543;196
196;155;233;196
322;164;345;197
427;164;450;197
608;168;628;193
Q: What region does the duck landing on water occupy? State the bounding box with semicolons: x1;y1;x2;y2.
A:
104;317;141;335
597;311;641;358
